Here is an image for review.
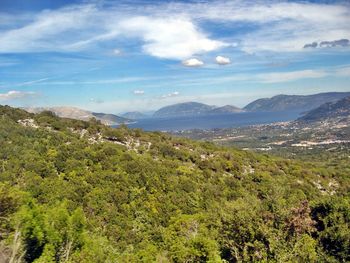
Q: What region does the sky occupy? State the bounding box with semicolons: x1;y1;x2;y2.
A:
0;0;349;113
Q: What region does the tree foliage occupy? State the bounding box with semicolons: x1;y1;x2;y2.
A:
0;105;349;262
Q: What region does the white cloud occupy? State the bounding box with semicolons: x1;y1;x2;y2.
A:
0;90;38;101
0;5;98;53
215;55;231;65
182;58;204;67
166;1;349;53
119;16;225;59
0;5;226;59
133;90;145;95
0;1;348;56
161;91;180;99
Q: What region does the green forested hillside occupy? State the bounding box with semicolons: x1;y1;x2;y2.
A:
0;105;349;262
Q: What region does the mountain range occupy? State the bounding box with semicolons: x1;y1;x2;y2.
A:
20;92;350;123
298;96;350;122
153;102;243;118
243;92;350;112
153;102;216;118
152;92;350;119
121;111;148;120
24;106;129;125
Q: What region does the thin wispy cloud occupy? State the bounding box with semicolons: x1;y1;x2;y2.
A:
257;70;328;83
0;90;38;101
1;1;348;56
5;76;165;87
16;78;50;86
89;98;104;104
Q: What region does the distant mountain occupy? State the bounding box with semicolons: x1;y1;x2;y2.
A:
153;102;245;118
298;96;350;122
209;105;244;114
244;92;350;112
24;106;129;125
153;102;215;118
121;111;147;120
91;112;130;125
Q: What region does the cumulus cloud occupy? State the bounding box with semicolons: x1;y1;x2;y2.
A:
0;90;38;101
119;17;225;59
161;91;180;99
133;90;145;95
215;55;231;65
182;58;204;67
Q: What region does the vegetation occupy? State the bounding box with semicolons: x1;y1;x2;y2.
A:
0;105;349;262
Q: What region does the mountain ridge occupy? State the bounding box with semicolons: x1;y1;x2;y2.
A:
153;102;243;118
121;111;148;120
298;96;350;122
243;92;350;112
24;106;129;125
208;105;244;114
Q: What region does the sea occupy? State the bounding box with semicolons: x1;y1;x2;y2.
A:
121;111;302;131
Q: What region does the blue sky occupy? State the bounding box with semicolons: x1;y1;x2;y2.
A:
0;0;349;113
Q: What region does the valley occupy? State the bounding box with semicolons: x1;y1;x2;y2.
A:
172;116;350;160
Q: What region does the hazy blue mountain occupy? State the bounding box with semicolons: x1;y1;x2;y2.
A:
92;112;130;125
121;111;147;120
24;106;129;125
153;102;215;118
243;92;350;112
298;96;350;122
153;102;246;118
208;105;244;114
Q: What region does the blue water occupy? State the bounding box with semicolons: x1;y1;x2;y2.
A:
123;111;301;131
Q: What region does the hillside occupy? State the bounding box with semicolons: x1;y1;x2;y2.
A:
24;106;129;125
0;105;349;262
244;92;350;112
298;96;350;122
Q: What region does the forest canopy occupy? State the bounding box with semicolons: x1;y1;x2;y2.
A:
0;105;349;262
